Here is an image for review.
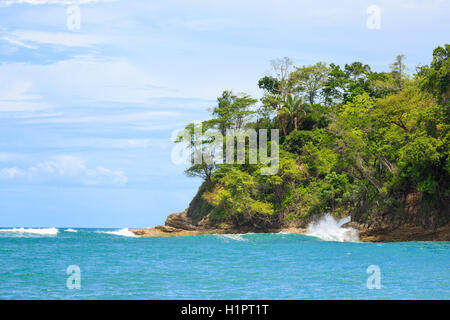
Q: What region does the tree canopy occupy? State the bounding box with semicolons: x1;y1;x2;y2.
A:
177;45;450;230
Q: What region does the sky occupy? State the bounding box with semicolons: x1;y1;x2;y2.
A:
0;0;448;227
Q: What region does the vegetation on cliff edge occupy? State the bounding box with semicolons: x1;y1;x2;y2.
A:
177;45;450;231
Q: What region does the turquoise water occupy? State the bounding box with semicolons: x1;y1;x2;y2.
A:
0;228;448;299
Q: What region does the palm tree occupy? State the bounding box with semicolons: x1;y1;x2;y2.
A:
277;94;306;134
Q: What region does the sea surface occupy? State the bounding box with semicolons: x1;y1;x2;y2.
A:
0;226;449;299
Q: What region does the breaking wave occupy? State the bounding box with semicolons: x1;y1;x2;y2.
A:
306;215;359;242
215;234;248;241
97;228;136;237
0;227;59;235
64;228;78;232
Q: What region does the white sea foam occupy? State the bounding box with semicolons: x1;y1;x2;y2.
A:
98;228;136;237
306;214;359;242
0;227;59;235
64;228;77;232
216;234;248;241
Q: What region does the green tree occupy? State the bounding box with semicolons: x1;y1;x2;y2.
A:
419;44;450;106
289;62;330;104
277;94;307;135
390;54;407;91
209;91;257;135
258;76;281;95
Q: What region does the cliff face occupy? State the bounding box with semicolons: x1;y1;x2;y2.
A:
130;211;221;237
346;221;450;242
348;190;450;240
130;208;306;238
165;211;197;230
131;205;450;241
144;188;449;242
130;184;450;241
185;182;215;226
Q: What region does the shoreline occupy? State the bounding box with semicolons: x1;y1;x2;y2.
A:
130;220;450;242
130;226;307;238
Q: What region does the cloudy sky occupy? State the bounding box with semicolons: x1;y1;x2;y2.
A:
0;0;448;227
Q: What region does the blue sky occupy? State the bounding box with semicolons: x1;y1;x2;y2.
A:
0;0;448;227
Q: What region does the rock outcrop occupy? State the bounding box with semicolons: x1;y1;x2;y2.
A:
130;208;305;238
165;211;196;230
130;193;449;241
344;221;450;242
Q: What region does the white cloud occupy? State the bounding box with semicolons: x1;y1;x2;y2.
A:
65;138;171;149
0;155;127;186
18;137;172;149
22;110;179;124
1;0;117;6
1;36;37;49
10;30;109;47
379;0;449;13
0;112;64;119
0;101;49;112
0;81;50;112
0;81;39;101
0;55;176;105
0;166;26;178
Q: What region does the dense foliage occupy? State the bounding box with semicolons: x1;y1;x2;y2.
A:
178;46;450;230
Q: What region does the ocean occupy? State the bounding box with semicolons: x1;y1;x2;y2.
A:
0;226;448;299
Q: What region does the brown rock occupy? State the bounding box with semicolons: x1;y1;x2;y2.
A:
165;210;196;230
154;225;181;233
